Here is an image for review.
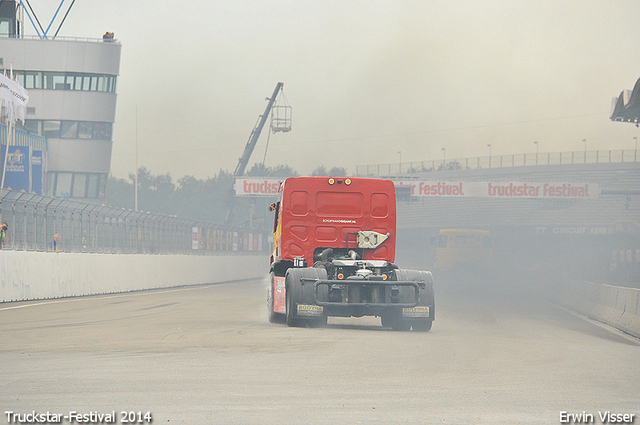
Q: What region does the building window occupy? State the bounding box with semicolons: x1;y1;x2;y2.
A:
87;174;99;198
78;122;93;139
48;172;107;199
54;172;72;198
99;174;107;198
93;122;111;140
20;71;43;89
23;120;41;135
18;120;112;140
43;121;61;138
0;20;10;37
73;75;83;91
72;173;87;198
51;73;67;90
15;70;117;93
61;121;78;139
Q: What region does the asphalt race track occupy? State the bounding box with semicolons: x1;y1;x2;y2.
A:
1;277;639;424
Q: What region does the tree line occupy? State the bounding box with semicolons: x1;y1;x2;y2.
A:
105;164;348;228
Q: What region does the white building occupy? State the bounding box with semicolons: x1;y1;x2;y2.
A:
0;0;121;200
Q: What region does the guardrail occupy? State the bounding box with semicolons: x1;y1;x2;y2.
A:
3;34;118;44
555;280;640;339
356;149;639;177
0;188;268;255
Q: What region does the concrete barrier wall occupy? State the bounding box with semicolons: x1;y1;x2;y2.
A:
555;280;640;339
0;251;268;302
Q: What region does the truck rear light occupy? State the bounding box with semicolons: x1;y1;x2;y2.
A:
337;273;344;279
328;178;335;185
345;178;352;185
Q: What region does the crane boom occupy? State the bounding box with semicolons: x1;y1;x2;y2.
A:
225;82;285;224
233;82;284;177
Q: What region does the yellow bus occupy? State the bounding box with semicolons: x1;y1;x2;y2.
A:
432;229;493;272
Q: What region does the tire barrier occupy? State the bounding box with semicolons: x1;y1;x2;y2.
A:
555;280;640;339
0;251;267;302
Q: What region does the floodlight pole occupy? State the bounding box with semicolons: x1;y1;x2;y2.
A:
135;106;138;211
1;103;14;189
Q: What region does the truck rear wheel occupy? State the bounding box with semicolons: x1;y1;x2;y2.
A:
394;269;435;332
285;268;327;328
412;320;433;332
285;270;304;327
304;267;328;327
390;269;419;331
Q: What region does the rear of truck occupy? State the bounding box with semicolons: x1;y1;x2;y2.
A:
267;177;435;331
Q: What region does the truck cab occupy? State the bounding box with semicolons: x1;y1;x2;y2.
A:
267;176;435;331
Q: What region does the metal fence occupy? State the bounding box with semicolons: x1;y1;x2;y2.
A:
356;149;639;177
0;188;269;255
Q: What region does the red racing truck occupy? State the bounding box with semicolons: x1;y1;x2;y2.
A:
267;176;435;331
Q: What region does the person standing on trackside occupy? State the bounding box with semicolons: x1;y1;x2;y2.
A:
0;222;8;249
48;234;61;252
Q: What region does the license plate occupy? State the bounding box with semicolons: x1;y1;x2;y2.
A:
403;306;430;318
297;304;323;317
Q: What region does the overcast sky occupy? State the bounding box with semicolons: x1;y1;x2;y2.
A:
27;0;640;179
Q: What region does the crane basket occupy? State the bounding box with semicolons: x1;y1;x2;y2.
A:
271;104;291;133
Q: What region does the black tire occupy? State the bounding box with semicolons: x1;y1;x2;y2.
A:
412;319;433;332
285;270;304;327
303;267;328;327
395;269;435;332
390;269;417;331
267;271;284;324
285;268;327;328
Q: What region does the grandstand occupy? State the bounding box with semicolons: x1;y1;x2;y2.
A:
611;76;640;125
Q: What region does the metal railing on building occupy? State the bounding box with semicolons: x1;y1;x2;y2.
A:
356;149;639;177
0;125;48;151
0;188;269;255
3;34;120;44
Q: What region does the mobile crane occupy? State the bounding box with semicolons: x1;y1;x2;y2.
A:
225;82;289;223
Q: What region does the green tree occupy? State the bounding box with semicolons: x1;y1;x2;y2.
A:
174;169;236;223
311;165;328;176
311;165;348;177
132;167;176;214
328;166;348;176
104;164;300;227
105;174;134;210
246;163;298;177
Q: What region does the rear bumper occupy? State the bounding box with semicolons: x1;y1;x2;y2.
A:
301;278;430;316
